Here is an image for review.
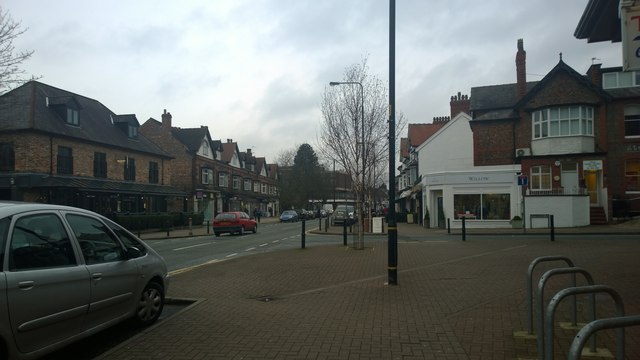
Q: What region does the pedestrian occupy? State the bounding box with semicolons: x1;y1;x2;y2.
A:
254;208;261;223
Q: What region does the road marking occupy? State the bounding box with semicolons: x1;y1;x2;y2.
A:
169;258;221;275
246;247;256;251
272;240;279;243
172;243;211;251
226;253;238;258
259;243;268;247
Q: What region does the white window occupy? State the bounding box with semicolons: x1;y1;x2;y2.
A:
233;176;241;189
530;165;551;191
533;106;593;139
202;141;209;156
202;168;213;184
261;183;267;194
218;172;228;187
602;71;640;89
244;179;251;191
253;181;260;192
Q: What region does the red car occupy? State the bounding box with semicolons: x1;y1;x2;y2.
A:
213;211;258;236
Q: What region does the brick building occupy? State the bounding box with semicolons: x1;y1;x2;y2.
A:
141;113;279;221
0;81;186;214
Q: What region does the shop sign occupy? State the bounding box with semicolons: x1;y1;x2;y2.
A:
583;160;603;171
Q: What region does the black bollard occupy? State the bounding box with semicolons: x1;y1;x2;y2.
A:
550;214;555;242
206;220;210;234
343;222;347;246
447;218;450;234
301;219;306;248
462;217;466;241
319;217;322;231
325;217;328;233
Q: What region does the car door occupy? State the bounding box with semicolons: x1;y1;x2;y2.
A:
5;211;90;355
64;212;140;331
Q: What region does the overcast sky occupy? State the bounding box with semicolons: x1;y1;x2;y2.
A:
4;1;621;164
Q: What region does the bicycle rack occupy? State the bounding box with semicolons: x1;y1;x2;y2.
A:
525;256;575;336
567;315;640;360
536;267;595;359
544;284;624;360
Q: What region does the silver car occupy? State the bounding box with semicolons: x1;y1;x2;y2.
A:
0;201;169;359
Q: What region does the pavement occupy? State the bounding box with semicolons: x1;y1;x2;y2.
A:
101;217;639;359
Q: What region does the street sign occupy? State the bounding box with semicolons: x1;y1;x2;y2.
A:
517;175;528;186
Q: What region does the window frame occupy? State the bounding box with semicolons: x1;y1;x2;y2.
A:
532;106;594;139
530;165;552;191
57;146;74;175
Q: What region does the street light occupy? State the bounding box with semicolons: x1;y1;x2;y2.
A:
330;80;365;249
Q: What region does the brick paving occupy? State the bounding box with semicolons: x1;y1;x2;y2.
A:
101;220;640;360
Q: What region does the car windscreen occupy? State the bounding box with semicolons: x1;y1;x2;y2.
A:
215;213;236;220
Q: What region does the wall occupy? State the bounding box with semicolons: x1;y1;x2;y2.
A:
524;195;590;227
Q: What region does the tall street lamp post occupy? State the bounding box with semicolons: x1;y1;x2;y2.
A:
388;0;398;285
329;81;365;249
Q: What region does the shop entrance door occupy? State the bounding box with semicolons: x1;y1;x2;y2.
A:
583;170;599;205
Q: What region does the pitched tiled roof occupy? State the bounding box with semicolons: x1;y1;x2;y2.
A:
0;81;171;158
470;82;538;111
221;142;238;163
408;123;446;148
172;127;208;153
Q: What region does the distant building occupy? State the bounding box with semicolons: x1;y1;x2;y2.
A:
141;114;279;220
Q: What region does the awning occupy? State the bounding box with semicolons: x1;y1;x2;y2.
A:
399;189;412;199
2;173;187;197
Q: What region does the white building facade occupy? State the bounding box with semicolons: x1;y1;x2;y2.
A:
418;113;522;229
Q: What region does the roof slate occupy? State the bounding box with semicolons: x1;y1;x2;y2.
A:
0;81;171;158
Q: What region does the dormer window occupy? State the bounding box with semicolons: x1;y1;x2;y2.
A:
128;125;138;139
66;108;79;126
47;96;82;126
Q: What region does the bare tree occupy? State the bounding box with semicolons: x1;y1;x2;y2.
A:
275;147;297;167
320;57;406;249
0;6;36;93
319;57;406;200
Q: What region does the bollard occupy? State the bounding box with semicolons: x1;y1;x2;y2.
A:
188;217;193;236
325;217;328;233
461;217;466;241
206;220;210;234
319;217;322;231
447;218;450;234
343;222;347;246
301;219;306;248
550;214;555;242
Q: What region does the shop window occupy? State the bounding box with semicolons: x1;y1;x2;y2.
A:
453;193;510;220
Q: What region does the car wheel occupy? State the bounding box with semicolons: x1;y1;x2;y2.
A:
214;232;221;237
252;224;257;233
239;226;245;235
134;281;164;327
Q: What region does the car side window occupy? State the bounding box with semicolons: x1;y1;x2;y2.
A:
9;213;77;271
0;217;9;271
105;219;147;256
66;214;124;265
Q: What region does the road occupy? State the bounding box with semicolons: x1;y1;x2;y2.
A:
148;220;346;273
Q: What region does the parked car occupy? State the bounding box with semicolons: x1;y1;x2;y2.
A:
332;205;356;226
213;211;257;236
279;210;299;222
0;201;169;360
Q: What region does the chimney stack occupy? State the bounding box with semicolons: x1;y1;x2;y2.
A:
161;109;172;133
450;92;470;118
516;39;527;100
587;63;602;87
